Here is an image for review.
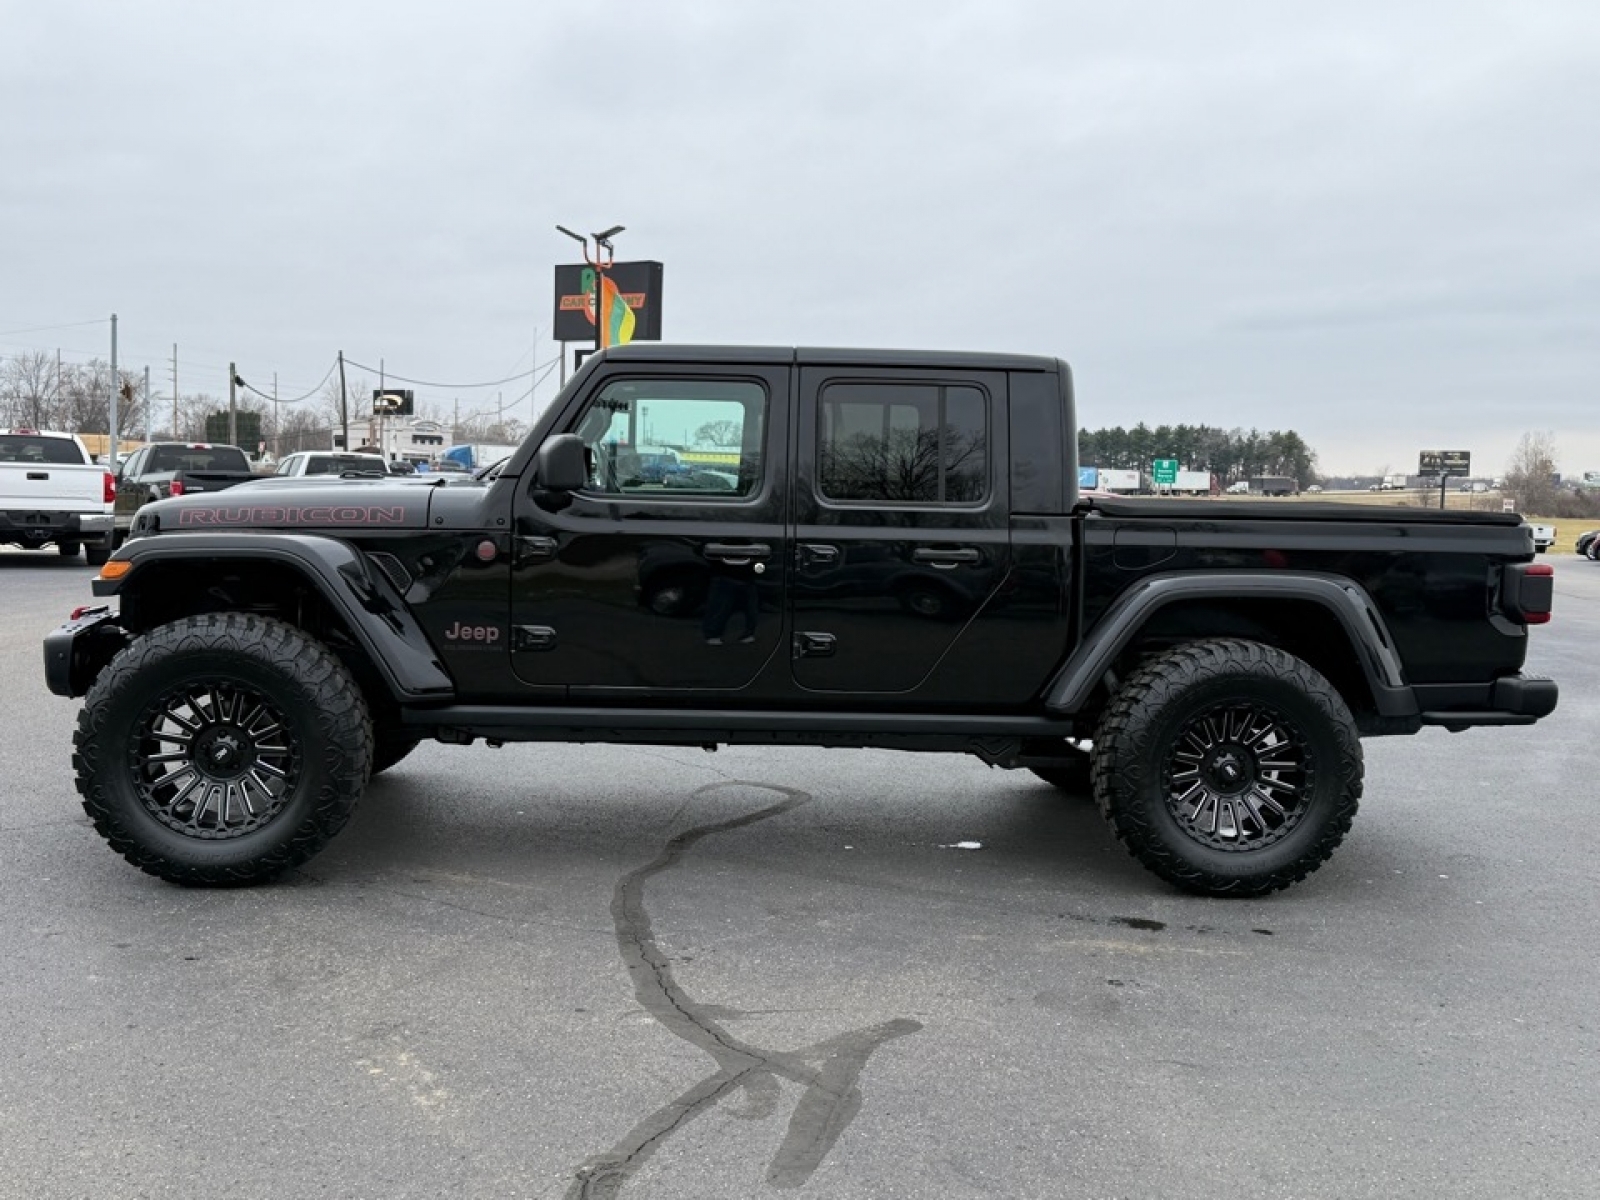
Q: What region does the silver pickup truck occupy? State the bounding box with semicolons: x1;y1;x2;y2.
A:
0;429;115;564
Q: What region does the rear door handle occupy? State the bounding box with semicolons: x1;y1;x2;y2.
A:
705;542;771;565
912;547;981;568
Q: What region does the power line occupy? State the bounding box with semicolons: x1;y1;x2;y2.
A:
340;356;546;390
236;357;339;404
0;318;107;338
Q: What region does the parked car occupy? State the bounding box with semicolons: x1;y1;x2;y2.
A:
0;428;116;564
272;451;388;478
113;442;257;541
1575;528;1597;559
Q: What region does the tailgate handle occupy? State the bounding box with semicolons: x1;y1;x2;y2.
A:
912;547;981;568
27;472;48;480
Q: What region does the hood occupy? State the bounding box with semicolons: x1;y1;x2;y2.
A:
138;476;438;535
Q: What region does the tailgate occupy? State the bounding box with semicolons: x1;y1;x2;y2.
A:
0;463;104;509
175;471;256;494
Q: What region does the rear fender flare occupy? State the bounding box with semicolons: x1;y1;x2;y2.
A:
1045;571;1415;718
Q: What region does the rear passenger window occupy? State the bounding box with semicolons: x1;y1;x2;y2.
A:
818;382;988;504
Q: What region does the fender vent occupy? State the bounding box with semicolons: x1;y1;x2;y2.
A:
365;552;413;594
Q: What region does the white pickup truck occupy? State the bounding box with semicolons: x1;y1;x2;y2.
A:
0;429;115;564
1525;521;1556;553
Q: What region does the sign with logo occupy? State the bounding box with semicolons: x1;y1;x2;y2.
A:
1152;458;1178;486
553;261;665;343
373;389;414;416
1078;466;1099;490
1419;449;1470;477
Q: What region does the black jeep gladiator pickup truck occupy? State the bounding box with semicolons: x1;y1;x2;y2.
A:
44;345;1558;895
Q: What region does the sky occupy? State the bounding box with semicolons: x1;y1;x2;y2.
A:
2;0;1596;477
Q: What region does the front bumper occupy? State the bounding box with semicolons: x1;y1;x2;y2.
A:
42;607;128;698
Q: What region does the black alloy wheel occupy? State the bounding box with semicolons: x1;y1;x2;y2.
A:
132;680;300;839
1162;701;1311;852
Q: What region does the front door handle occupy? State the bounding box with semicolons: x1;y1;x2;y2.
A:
704;542;771;565
911;547;981;568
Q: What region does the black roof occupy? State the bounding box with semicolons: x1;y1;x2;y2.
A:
593;344;1062;372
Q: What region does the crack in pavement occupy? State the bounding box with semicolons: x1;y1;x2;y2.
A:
566;781;923;1198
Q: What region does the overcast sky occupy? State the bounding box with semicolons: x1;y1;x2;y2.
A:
3;1;1596;475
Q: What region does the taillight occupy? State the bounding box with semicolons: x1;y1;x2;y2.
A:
103;472;116;504
1503;562;1554;625
168;479;185;496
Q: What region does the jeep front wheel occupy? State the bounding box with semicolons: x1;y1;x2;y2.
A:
1092;639;1362;897
73;614;372;885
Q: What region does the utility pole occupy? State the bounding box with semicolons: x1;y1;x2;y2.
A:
171;343;178;438
337;350;349;451
109;313;119;467
228;361;238;447
143;365;151;443
273;372;279;459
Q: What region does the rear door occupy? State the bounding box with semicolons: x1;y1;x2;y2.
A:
790;365;1012;696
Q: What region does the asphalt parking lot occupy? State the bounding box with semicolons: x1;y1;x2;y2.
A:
2;551;1596;1200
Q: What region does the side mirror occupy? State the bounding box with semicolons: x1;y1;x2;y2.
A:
536;434;588;492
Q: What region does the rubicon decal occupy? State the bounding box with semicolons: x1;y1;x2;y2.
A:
176;505;408;526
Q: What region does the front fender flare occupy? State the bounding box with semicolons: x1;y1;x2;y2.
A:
93;533;455;702
1044;571;1416;718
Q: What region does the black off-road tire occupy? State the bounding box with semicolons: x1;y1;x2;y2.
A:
57;540;82;559
84;542;111;567
370;729;422;776
73;613;373;885
1092;639;1362;897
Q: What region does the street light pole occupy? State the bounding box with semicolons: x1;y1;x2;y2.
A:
556;222;625;362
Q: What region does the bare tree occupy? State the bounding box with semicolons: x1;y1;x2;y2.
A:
0;350;58;428
1505;431;1560;514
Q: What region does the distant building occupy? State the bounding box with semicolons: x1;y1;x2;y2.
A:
336;417;447;464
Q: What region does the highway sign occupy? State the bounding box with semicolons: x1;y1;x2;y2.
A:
1152;458;1178;486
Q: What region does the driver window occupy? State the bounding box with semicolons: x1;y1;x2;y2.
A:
569;378;766;498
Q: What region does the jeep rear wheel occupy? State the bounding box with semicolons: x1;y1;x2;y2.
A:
73;614;372;885
1092;639;1362;897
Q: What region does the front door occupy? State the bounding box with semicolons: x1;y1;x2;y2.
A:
790;366;1012;695
509;366;789;696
